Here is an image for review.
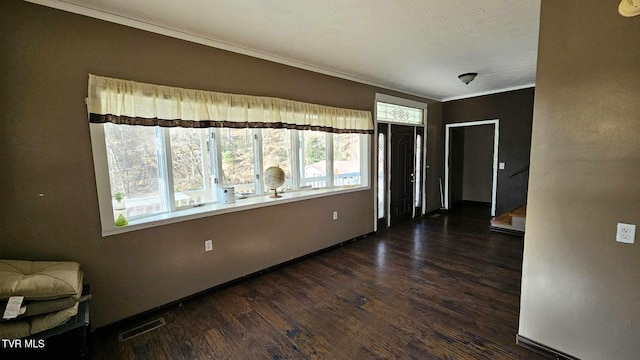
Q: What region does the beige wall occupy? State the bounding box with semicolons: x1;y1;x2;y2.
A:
519;1;640;359
0;1;441;328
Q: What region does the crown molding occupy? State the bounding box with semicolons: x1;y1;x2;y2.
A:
25;0;537;104
26;0;442;102
441;83;535;102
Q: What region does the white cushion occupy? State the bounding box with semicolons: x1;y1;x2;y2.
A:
0;303;79;339
0;260;83;301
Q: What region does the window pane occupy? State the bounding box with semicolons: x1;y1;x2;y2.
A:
301;131;327;188
376;102;423;125
220;128;255;195
415;134;422;208
104;123;163;219
262;129;293;191
333;133;361;186
170;128;212;207
378;133;385;219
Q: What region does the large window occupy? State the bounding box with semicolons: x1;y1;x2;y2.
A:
98;124;369;232
88;74;373;235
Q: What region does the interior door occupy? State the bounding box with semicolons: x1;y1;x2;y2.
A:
390;125;415;226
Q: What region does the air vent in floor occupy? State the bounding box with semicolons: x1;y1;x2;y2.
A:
118;318;166;342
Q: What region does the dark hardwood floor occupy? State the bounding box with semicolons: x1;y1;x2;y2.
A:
90;204;544;359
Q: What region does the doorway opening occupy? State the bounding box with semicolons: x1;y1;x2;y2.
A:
444;119;499;216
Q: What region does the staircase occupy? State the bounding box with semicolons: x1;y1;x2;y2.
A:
490;205;526;234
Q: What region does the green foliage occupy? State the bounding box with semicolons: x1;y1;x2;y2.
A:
113;192;125;202
305;136;326;164
114;214;128;227
222;150;235;162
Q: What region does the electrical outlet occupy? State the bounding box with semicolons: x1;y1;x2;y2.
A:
499;162;506;170
205;239;213;252
616;223;636;244
333;211;338;220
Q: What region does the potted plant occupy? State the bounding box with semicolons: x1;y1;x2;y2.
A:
113;191;126;210
115;213;128;227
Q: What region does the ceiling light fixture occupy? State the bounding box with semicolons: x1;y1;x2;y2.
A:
458;72;478;85
619;0;640;17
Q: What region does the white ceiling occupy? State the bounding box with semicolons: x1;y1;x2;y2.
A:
31;0;541;102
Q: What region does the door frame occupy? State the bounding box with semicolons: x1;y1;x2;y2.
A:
373;94;428;231
444;119;499;216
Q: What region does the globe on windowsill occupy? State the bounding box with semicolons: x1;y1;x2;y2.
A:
263;166;285;198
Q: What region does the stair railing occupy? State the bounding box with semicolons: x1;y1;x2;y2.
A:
509;164;530;177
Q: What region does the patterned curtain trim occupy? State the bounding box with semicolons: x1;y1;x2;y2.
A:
88;113;373;134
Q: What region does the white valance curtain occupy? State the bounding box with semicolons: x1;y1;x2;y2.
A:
87;74;373;134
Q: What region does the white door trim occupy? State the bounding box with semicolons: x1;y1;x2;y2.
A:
444;119;499;216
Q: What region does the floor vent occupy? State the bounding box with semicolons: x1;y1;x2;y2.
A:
118;318;166;342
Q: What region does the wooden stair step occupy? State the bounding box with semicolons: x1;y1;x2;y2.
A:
491;212;512;226
491;205;526;233
510;205;527;218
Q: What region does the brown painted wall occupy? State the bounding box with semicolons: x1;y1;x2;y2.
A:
519;1;640;359
443;88;534;214
462;125;494;203
0;1;441;328
449;128;465;205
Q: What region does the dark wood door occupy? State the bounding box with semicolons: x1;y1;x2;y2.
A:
390;125;414;226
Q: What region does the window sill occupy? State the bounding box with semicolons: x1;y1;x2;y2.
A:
102;185;369;237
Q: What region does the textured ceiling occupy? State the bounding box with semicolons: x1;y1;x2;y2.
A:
32;0;541;101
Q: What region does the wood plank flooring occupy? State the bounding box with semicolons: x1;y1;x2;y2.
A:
90;204;544;359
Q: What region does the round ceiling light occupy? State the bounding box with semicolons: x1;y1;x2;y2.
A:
458;73;478;85
619;0;640;17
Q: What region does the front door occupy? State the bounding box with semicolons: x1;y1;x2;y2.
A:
390;125;415;226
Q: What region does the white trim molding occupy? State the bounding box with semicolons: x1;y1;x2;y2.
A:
444;119;499;217
375;93;430;110
26;0;440;102
26;1;534;104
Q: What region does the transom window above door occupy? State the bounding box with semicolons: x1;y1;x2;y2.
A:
376;102;424;125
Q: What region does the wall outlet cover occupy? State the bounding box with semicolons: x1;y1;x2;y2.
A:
616;223;636;244
205;240;213;251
